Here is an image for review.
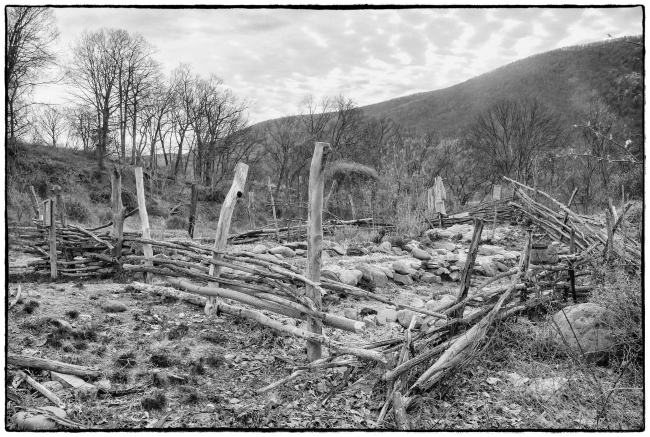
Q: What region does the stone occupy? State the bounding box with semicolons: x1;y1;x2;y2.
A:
421;273;442;284
102;299;127;312
346;246;369;256
274;254;284;259
403;244;415;252
343;308;358;320
449;271;461;282
295;249;306;256
357;264;389;288
408;261;421;269
331;246;347;256
444;253;460;262
434;242;457;252
550;303;617;363
409;298;425;308
252;244;269;254
396;310;422;329
42;381;64;392
392;261;411;275
379;266;393;279
94;378;112;391
393;273;413;286
321;250;330;259
434;248;448;255
525;377;568;401
411;247;431;260
434;267;450;276
338;269;363;286
13;406;67;430
478;245;505;256
269;246;295;258
408;269;420;280
321;270;339;282
392;247;404;256
74;383;98;401
495;261;509;272
51;371;87;389
426;294;456;312
378;241;393;254
362;316;377;326
376;309;398;325
322;240;335;249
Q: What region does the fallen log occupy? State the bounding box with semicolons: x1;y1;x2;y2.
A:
15;370;65;408
8;355;102;379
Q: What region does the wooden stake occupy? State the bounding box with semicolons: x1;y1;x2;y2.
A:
15;370;64;408
452;218;484;319
392;391;410;430
324;179;338;212
569;227;576;303
205;163;249;316
188;183;198;239
562;187;579;225
268;176;280;241
491;203;497;239
111;167;126;262
135;167;153;284
349;193;355;220
49;196;57;280
29;186;42;220
51;185;67;228
306;142;330;362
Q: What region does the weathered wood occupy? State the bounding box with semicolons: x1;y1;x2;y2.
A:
391;392;410;430
135;167;153;284
205;163;249;316
167;278;386;363
256;357;332;395
49;196;57;279
188;183;198;239
29;186;42;220
491;203;498;239
268;176;280;241
306;142;330;361
324;179;338;212
452;218;484;319
111;167;126;261
569;227;576;302
86;207;139;232
51;185;67;228
8;354;102;378
16;370;65;408
562;187;579;226
69;224;114;251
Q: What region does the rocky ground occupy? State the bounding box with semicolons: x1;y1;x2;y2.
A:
6;222;643;430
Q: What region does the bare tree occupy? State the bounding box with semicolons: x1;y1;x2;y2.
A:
34;104;67;147
65;104;96;152
6;7;59;148
465;97;566;185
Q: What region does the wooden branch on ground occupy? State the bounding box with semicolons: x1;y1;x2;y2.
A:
8;355;102;379
15;370;65;408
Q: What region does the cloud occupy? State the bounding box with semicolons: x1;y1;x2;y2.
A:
42;7;643;122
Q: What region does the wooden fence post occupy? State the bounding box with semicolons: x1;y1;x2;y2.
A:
306;142;330;362
51;185;67;228
569;227;576;302
188;183;198;239
111;167;126;262
135;167;154;284
29;186;42;221
451;218;484;319
205;163;249;316
247;191;255;230
48;197;57;280
268;177;280;241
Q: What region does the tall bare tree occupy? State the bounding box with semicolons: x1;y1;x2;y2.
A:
34;104;67;147
6;7;59;148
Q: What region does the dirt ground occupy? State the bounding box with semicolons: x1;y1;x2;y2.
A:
5;227;644;430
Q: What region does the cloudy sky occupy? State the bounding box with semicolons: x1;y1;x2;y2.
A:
39;5;643;123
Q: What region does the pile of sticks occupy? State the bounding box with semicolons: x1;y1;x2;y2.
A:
505;177;640;269
228;218;395;244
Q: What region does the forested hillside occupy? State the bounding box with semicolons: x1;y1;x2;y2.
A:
360;36;643;139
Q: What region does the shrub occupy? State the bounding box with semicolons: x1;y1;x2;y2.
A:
148;202;169;218
165;216;188;230
66;198;92;224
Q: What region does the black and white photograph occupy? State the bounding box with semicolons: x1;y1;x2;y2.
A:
4;2;644;431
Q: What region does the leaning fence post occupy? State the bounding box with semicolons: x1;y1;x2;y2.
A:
47;197;57;280
135;167;153;284
111;167;126;263
29;186;42;221
268;177;280;241
205;163;249;316
451;218;484;320
188;183;198;239
305;142;330;362
51;185;67;228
